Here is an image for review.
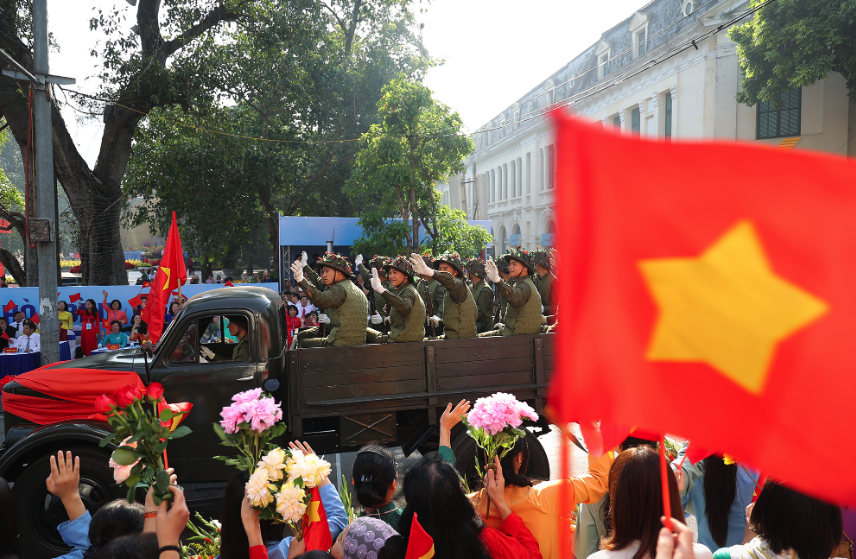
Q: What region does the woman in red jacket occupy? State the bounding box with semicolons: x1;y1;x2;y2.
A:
393;452;542;559
76;298;100;356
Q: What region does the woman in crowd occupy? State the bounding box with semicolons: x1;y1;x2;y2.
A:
0;477;20;559
76;298;100;356
101;291;128;327
285;305;301;348
675;453;759;550
262;269;272;282
216;274;223;283
351;444;401;529
57;300;74;355
304;311;319;328
220;441;347;559
712;480;842;559
390;452;542;559
589;446;712;559
103;321;129;349
330;517;399;559
165;301;181;325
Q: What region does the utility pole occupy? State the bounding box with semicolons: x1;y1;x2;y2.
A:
0;1;74;365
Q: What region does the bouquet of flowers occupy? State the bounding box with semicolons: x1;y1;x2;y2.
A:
182;513;221;558
245;446;332;539
96;382;192;505
212;388;286;471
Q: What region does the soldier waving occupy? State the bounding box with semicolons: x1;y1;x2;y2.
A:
409;252;479;339
479;245;543;337
367;256;425;344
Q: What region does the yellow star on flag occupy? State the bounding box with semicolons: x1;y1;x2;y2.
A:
160;266;171;289
307;499;321;524
638;220;828;394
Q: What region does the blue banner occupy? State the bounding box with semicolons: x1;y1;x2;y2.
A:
0;283;278;325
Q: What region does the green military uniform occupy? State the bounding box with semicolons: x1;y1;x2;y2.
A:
232;335;249;361
431;253;477;339
367;256;425;343
538;271;555;315
303;265;327;292
469;278;494;334
298;254;368;347
358;262;388;323
479;246;543;337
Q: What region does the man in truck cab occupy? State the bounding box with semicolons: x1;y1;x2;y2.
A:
201;315;249;361
291;252;368;347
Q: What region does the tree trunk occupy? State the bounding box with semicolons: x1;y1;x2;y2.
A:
201;258;213;282
0;247;24;285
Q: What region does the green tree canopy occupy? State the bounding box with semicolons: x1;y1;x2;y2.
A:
731;0;856;105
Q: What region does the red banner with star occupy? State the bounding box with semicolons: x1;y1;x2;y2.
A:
549;109;856;506
141;212;186;342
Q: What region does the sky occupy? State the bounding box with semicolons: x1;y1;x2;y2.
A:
46;0;651;164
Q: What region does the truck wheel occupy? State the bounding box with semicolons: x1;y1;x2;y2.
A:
13;447;123;559
451;430;550;491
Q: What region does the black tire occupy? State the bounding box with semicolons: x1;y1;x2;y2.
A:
451;429;550;492
13;446;124;559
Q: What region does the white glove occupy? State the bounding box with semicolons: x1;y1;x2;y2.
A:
318;313;331;325
355;254;364;267
485;256;501;283
494;322;505;331
290;260;305;283
541;314;548;325
200;346;215;360
384;315;391;325
428;315;441;327
370;312;383;325
409;253;433;277
300;251;308;267
371;268;386;293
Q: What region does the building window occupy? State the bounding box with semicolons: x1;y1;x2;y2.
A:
665;94;673;141
599;53;611;79
490;170;495;202
526;153;531;193
757;88;801;140
613;115;621;129
631;108;641;134
497;168;503;201
545;146;554;190
684;1;693;15
636;29;647;57
510;161;516;197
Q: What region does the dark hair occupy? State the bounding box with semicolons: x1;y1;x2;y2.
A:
110;320;122;328
601;446;684;559
352;445;397;508
397;453;492;559
378;535;407;559
84;298;99;316
137;321;148;335
58;301;68;312
0;478;20;557
226;315;248;331
750;480;842;559
110;299;122;310
307;310;319;319
702;455;738;547
601;437;660;536
621;436;658;450
220;472;284;559
88;499;145;548
295;553;336;559
92;532;158;559
21;319;36;330
481;436;535;492
288;306;298;316
170;302;180;313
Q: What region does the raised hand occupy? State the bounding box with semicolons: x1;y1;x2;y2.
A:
45;451;86;521
290;261;305;283
300;251;309;267
439;399;471;448
409;253;433;277
370;268;385;293
485;257;500;283
355;254;364;268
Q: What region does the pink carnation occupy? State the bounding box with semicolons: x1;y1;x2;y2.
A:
467;392;538;436
233;388;263;404
219;389;283;434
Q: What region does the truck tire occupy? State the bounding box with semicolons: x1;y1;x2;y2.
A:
450;430;550;491
13;446;123;559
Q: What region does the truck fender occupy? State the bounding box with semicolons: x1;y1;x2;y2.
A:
0;419;114;480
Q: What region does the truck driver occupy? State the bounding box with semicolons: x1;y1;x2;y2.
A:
291;253;368;348
201;315;250;362
479;245;543;337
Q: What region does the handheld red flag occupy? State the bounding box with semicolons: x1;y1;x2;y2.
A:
30;312;39;326
68;293;81;304
128;294;143;310
141;212;187;342
303;486;332;551
3;300;15;313
549;110;856;505
224;280;234;287
2;331;9;341
404;513;435;559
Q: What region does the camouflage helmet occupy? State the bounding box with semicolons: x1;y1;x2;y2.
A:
495;252;511;274
317;252;353;278
532;248;553;271
368;255;389;270
383;256;415;281
503;244;535;275
466;257;486;278
433;252;465;277
420;253;435;267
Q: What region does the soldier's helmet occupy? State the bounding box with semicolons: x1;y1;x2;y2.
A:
496;252;512;274
383;256;415;281
532;248;553;271
502;245;535;275
369;255;389;270
433;252;465;277
466;257;486;278
420;253;435;267
317;252;353;278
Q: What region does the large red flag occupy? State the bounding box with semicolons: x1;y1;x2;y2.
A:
142;212;186;342
549;110;856;506
303;486;332;552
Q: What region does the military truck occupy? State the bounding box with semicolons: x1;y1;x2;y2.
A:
0;286;556;557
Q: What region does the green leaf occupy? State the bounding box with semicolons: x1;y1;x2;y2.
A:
99;432;116;448
169;425;192;439
112;447;139;466
212;422;228;442
126;485;136;504
155;469;170;494
159;408;174;422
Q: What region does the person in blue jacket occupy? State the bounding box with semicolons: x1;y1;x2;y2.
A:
219;441;348;559
674;445;760;550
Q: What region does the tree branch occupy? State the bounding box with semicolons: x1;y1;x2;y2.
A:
320;1;347;34
163;5;242;57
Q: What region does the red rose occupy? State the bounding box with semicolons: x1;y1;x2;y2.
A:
113;385;139;408
146;382;164;401
94;394;117;414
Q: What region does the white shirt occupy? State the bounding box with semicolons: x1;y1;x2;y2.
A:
9;321;23;337
298;303;316;317
587;540;713;559
14;333;40;352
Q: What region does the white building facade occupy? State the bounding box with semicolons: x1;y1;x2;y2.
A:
437;0;856;253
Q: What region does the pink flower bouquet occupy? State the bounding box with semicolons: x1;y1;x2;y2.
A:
464;392;538;476
212;388;286;472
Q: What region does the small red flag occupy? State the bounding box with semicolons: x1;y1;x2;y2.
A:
404;513;434;559
303;487;332;552
141;212;186;343
68;293;81;303
224;280;234;287
30;313;39;325
2;331;9;341
549;110;856;505
128;294;143;310
3;300;15;313
142;281;152;288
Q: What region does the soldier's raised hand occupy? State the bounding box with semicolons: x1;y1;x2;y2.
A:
300;251;309;267
290;260;305;283
485;256;501;283
317;313;331;325
409;253;433;277
355;254;364;268
370;268;386;293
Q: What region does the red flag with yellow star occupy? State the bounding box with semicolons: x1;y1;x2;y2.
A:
549;110;856;506
142;212;186;342
303;486;332;551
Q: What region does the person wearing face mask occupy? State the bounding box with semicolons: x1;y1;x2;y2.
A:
479;246;543;337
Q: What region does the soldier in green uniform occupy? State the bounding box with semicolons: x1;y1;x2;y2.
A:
409;252;478;339
478;245;543;337
202;315;250;361
367;256;425;343
533;249;558;317
466;258;495;334
290;253;368;348
415;254;446;335
356;254;389;329
297;251;327;293
495;253;512;326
